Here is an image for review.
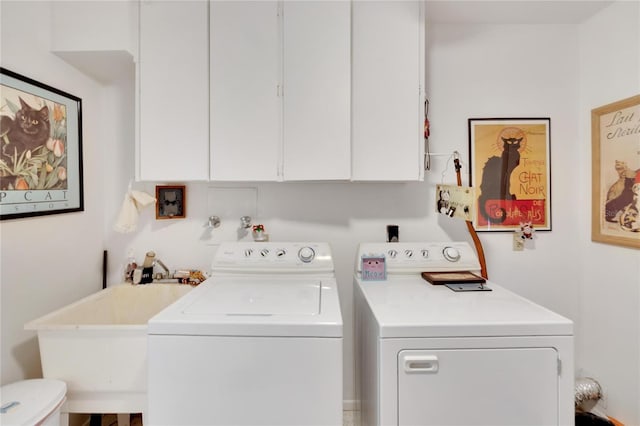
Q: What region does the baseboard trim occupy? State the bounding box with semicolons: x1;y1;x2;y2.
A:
343;399;357;411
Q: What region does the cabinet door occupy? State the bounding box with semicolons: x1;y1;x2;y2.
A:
282;1;351;181
138;0;209;181
210;1;280;181
351;1;424;181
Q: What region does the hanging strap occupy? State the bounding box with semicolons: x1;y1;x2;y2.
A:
424;99;431;171
454;156;488;279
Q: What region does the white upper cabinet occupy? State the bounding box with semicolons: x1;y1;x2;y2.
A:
351;1;425;181
137;0;209;181
210;1;351;181
282;1;351;181
136;1;424;182
210;1;281;181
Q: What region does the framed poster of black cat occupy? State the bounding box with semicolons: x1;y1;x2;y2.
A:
0;67;83;220
469;117;551;232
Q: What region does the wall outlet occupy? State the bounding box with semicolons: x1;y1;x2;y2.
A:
513;234;524;251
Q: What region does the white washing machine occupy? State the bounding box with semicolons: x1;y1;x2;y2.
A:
147;242;343;426
354;242;574;426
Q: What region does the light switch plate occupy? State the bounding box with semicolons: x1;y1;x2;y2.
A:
513;233;524;251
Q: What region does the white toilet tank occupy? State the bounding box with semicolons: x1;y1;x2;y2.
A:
1;379;66;426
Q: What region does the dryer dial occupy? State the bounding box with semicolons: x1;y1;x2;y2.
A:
276;249;286;257
443;246;461;262
298;247;316;263
388;249;398;259
260;248;270;257
244;248;254;257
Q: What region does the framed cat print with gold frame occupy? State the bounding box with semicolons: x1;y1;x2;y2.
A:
591;95;640;249
0;68;84;220
469;118;551;232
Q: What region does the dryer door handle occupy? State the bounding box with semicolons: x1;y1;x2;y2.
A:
403;354;439;374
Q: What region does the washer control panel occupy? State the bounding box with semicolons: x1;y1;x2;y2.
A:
356;242;481;274
213;242;333;273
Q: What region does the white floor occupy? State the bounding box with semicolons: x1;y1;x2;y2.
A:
342;410;356;426
101;411;357;426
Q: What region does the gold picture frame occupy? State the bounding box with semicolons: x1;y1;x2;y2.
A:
469;118;551;232
591;95;640;249
156;185;186;219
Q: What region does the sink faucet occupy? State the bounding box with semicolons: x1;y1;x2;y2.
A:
155;259;171;279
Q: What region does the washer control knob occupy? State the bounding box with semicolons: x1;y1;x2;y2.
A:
443;246;461;262
260;248;270;257
298;247;316;263
244;248;254;257
421;249;429;258
388;249;398;259
276;249;286;257
404;249;414;258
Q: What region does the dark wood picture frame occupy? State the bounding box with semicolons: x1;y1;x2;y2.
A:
422;271;486;285
156;185;186;219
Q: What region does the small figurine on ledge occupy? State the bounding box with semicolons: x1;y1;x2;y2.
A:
518;221;535;240
252;224;268;242
513;221;535;251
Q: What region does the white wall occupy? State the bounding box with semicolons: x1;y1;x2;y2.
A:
0;1;108;385
103;21;586;406
578;2;640;424
1;1;639;423
426;22;583;319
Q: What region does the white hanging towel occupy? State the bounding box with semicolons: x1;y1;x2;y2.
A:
113;189;156;233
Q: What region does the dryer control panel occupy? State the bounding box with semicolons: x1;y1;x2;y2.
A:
212;242;334;273
356;242;481;274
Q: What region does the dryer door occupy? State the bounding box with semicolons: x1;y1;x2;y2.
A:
398;348;558;426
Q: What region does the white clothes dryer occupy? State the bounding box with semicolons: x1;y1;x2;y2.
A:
354;242;574;426
147;242;343;426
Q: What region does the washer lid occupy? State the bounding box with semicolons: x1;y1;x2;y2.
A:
148;276;343;337
184;279;321;316
1;379;66;426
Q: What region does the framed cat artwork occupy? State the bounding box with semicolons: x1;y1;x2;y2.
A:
591;95;640;249
0;68;83;220
469;118;551;232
